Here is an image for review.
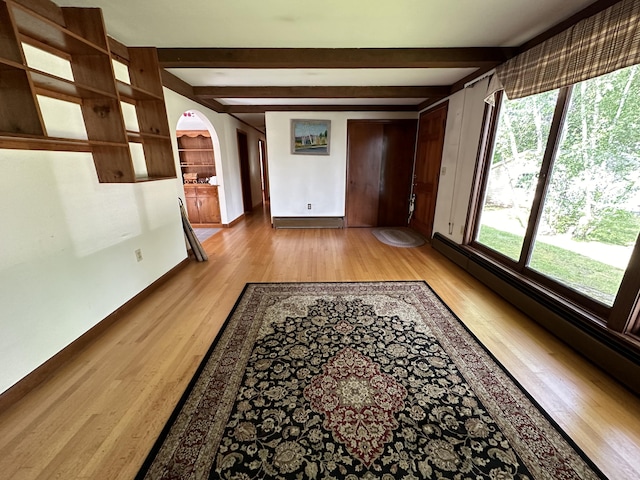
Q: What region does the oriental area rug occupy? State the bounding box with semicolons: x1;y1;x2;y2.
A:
136;282;607;480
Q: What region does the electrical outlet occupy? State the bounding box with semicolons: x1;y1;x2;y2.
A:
135;249;143;262
307;203;312;210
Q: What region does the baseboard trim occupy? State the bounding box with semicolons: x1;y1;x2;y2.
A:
0;258;190;411
191;223;223;228
223;213;245;228
273;216;345;229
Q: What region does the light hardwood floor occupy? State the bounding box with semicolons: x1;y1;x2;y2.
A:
1;208;639;479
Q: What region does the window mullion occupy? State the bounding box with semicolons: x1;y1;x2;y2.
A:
517;86;573;270
468;92;503;245
609;235;640;332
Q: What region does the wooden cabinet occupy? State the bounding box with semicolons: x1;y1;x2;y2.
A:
184;185;221;225
0;0;175;183
179;130;221;226
177;130;216;182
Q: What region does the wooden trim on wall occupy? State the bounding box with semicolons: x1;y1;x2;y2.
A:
0;258;190;412
223;213;245;228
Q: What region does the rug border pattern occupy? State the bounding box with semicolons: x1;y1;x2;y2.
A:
135;281;608;480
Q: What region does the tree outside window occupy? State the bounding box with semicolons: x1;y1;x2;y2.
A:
473;64;640;320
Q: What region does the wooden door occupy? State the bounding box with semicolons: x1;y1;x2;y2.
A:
346;120;417;227
236;130;253;213
346;121;384;227
411;103;448;240
377;120;418;227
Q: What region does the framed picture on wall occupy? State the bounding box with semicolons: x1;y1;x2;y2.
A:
291;119;331;155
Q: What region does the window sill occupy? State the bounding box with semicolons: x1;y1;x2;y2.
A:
432;233;640;365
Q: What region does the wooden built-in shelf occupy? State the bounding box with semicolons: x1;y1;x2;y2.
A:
9;2;109;54
127;130;170;141
0;0;176;183
0;56;23;69
0;134;93;151
30;69;118;99
116;81;162;101
178;131;220;225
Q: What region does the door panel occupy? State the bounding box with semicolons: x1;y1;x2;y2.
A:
346;120;418;227
346;122;384;227
199;196;221;223
185;197;200;224
411;103;448;239
378;120;418;227
198;186;221;223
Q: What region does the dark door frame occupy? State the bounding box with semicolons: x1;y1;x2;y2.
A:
236;129;253;213
410;101;449;240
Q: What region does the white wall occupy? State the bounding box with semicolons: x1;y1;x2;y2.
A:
0;87;265;395
266;111;418;218
0;150;186;394
164;89;265;221
432;78;490;243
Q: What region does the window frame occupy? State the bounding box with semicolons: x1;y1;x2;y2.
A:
468;82;640;331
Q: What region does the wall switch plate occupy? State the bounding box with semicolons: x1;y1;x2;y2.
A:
307;204;312;209
135;249;143;262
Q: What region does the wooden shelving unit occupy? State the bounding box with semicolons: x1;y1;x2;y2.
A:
177;130;221;226
0;0;176;183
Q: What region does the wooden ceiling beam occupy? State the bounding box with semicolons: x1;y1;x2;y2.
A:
161;70;227;112
158;47;516;69
225;104;418;113
193;86;450;99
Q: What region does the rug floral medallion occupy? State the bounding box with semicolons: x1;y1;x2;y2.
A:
137;282;606;480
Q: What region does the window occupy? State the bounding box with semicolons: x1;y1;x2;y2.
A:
472;65;640;328
476;90;558;262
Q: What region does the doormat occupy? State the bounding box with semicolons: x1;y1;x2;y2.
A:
136;282;606;479
194;228;221;243
372;227;426;247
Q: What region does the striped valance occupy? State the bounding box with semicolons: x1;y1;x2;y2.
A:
495;0;640;100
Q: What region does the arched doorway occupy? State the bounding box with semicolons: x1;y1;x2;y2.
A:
176;110;226;239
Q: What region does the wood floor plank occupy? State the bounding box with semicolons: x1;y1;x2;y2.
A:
0;208;638;479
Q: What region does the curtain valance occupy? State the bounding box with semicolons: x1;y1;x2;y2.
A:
495;0;640;100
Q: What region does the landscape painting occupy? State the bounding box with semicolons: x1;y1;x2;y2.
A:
291;119;331;155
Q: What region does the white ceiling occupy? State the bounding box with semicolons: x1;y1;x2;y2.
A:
165;68;479;87
56;0;598;131
55;0;595;48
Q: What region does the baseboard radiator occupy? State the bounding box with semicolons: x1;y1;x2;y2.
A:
272;216;344;229
431;232;640;395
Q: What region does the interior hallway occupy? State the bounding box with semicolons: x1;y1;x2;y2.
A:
0;208;639;479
